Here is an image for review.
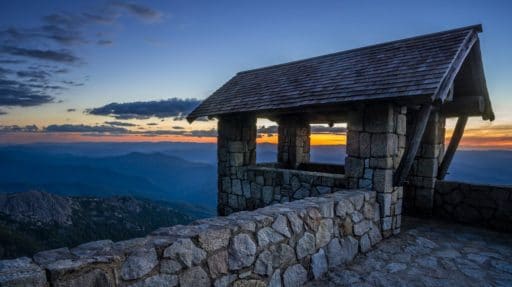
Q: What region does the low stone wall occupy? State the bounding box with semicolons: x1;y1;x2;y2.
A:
434;180;512;232
0;190;381;287
219;165;347;214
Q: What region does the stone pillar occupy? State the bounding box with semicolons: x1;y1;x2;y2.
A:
277;116;310;168
404;111;445;216
217;115;256;216
345;104;406;238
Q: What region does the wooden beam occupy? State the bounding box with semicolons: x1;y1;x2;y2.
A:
437;116;468;180
394;104;433;186
440;96;484;117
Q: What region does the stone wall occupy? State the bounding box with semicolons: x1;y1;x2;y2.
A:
219;164;347;215
277;117;311;168
434;180;512;232
404;110;446;216
0;190;382;287
345;103;406;238
217;115;257;216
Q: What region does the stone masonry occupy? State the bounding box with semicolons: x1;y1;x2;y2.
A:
404;110;446;216
345;103;407;238
241;165;347;211
217;115;257;216
0;190;382;287
277;117;311;168
434;180;512;232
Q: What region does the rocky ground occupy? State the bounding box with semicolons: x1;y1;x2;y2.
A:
307;217;512;287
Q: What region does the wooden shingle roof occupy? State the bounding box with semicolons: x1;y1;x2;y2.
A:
188;25;493;122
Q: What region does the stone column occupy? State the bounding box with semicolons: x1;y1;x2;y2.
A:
345;104;406;238
217;115;256;215
404;111;445;216
277;116;311;168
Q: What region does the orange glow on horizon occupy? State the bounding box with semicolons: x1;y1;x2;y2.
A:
2;126;512;149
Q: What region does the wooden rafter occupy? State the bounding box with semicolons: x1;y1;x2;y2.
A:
394;104;433;186
437;116;468;180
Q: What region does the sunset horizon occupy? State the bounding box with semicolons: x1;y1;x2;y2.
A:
1;1;512;150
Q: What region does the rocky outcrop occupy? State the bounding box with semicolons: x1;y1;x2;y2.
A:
0;190;382;287
0;191;74;225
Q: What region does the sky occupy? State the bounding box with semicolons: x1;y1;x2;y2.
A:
0;0;511;148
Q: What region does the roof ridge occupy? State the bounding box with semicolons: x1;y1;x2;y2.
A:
237;24;482;75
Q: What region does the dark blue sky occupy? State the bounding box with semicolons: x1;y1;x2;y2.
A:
0;0;511;145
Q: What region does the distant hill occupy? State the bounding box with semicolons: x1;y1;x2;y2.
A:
0;191;209;259
0;146;218;207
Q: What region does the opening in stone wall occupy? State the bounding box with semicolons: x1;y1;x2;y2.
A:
256;118;278;163
301;123;347;174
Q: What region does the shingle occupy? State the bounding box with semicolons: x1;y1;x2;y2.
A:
188;25;483;121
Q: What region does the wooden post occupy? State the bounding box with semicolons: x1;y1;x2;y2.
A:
437;116;468;180
394;104;433;186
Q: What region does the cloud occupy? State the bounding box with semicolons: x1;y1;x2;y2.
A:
0;79;54;106
44;124;128;133
105;121;137;127
189;129;217;137
61;80;84;86
0;59;24;64
97;39;113;46
258;125;278;134
137;128;217;138
0;109;7;115
67;108;76;112
113;2;163;21
0;125;39;132
0;2;165;111
87;98;201;119
1;46;81;63
16;70;51;81
311;126;347;135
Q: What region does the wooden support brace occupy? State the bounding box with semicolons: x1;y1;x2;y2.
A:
437;116;468;180
394;104;433;186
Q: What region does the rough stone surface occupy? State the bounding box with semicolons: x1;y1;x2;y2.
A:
33;248;72;266
257;227;285;248
269;269;282;287
315;219;333;248
296;232;316;259
160;259;182;274
254;250;273;276
0;257;47;287
121;247;158;280
179;266;210;287
307;217;512;287
54;268;114;287
207;250;228;278
229;233;257;270
433;180;512;232
283;264;308;287
198;228;231;252
272;215;292;238
129;274;178;287
312;249;328;279
163;238;207;267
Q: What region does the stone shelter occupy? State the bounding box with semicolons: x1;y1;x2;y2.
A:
4;24;512;287
188;24;494;238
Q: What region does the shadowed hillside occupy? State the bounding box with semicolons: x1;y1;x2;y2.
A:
0;191;209;259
